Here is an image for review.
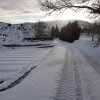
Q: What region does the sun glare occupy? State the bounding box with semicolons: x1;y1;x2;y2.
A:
59;10;91;22
41;10;92;22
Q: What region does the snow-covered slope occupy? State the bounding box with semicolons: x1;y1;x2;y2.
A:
0;22;35;44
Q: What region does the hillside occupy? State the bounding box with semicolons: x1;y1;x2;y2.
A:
0;22;35;44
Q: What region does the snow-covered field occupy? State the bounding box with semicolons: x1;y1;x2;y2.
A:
0;45;51;91
0;37;100;100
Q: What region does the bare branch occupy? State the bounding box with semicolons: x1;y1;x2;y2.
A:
39;0;100;15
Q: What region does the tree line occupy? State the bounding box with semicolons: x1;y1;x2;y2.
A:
51;21;81;43
24;21;81;43
27;20;100;46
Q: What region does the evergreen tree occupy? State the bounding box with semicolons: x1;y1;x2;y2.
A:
51;26;55;38
51;25;59;39
59;21;81;43
55;25;59;37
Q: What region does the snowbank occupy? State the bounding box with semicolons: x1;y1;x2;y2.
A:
73;36;100;65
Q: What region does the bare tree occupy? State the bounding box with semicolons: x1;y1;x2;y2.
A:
34;22;46;38
39;0;100;15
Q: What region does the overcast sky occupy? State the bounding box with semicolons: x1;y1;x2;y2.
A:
0;0;96;24
0;0;43;23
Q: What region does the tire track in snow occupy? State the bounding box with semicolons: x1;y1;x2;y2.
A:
75;52;97;100
70;44;100;100
54;49;83;100
72;52;83;100
54;42;100;100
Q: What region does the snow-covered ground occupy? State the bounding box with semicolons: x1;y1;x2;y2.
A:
54;38;100;100
0;40;67;100
0;46;51;91
0;37;100;100
73;36;100;65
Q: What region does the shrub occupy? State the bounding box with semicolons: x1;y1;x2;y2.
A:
8;24;12;27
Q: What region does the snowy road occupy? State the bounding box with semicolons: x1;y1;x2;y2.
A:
55;41;100;100
0;39;100;100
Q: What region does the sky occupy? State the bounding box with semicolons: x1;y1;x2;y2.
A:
0;0;96;24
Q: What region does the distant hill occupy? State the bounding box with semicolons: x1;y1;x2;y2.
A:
45;19;92;29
